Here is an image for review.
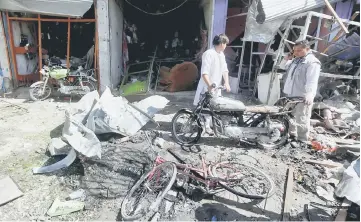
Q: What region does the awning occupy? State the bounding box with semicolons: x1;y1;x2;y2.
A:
0;0;93;17
256;0;343;23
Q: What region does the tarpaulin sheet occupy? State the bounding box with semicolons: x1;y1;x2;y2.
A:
0;0;93;17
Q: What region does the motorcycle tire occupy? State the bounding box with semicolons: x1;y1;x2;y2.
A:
171;109;202;146
251;115;289;149
29;83;52;101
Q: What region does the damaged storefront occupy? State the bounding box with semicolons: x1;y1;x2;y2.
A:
0;0;97;91
96;0;223;94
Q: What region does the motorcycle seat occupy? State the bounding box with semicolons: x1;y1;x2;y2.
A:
245;105;279;113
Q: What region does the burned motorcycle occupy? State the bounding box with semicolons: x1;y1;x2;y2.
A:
172;84;303;149
29;63;97;101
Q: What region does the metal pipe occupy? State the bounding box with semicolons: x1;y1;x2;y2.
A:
248;41;253;88
236;40;246;93
306;35;359;48
314;8;324;50
227;13;247;19
301;13;312;40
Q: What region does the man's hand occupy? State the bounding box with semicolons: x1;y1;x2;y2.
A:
304;93;314;105
208;85;214;92
224;83;231;92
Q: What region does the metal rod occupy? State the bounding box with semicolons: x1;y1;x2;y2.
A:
147;46;157;93
323;11;360;53
306;35;359;48
301;13;312;40
252;40;273;96
37;14;42;80
236;40;246;93
248;41;253;88
314;8;323;50
66;17;71;69
289;11;360;26
267;20;293;104
227;13;247;19
8;16;95;23
323;0;349;34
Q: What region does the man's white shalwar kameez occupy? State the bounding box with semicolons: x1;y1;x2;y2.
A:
193;48;228;106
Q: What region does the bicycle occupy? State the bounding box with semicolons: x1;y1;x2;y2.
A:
120;145;275;220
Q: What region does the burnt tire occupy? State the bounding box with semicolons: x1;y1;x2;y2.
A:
171;109;202;146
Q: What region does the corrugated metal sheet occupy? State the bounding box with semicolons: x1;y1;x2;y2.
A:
258;0;343;23
0;0;93;17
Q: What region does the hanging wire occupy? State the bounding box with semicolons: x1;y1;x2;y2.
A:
124;0;188;15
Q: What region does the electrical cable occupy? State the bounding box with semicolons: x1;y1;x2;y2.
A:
124;0;188;15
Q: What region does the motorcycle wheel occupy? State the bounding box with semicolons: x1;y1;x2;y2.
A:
171;109;202;146
81;80;97;93
251;116;289;149
29;83;52;101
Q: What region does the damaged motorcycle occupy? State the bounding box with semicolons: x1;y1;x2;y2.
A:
29;58;97;101
172;84;303;149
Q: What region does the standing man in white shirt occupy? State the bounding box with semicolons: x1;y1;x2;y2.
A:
193;34;231;134
280;40;321;147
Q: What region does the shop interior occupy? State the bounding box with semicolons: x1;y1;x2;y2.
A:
7;5;96;86
120;0;208;94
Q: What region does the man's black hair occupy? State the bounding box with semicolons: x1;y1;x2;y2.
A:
212;34;229;46
294;40;311;48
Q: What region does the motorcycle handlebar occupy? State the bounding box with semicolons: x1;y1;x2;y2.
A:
211;83;226;90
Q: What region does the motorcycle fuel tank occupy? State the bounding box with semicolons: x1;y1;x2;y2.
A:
210;96;246;112
49;69;68;79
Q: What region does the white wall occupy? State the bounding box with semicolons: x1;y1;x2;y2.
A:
0;13;11;87
96;0;124;91
109;0;124;86
96;0;111;91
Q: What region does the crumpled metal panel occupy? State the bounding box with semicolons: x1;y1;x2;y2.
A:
243;0;287;43
0;0;93;17
257;0;342;23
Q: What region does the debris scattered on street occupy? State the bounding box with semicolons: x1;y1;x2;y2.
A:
47;198;85;217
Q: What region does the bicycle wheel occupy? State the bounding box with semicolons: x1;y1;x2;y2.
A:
171;109;202;146
210;161;275;199
121;162;177;220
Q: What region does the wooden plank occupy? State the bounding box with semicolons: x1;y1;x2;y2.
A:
305;159;343;168
334;199;351;221
281;167;294;221
324;0;349;34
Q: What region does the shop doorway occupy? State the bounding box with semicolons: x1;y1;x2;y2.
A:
5;5;98;87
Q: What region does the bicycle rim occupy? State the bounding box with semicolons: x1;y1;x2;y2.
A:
121;162;177;220
210;161;275;199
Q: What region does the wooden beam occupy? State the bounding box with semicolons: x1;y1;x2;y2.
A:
66;17;71;69
305;159;343;168
323;11;359;53
6;12;19;81
281;167;294;221
8;17;95;23
38;14;42;80
323;0;349;34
